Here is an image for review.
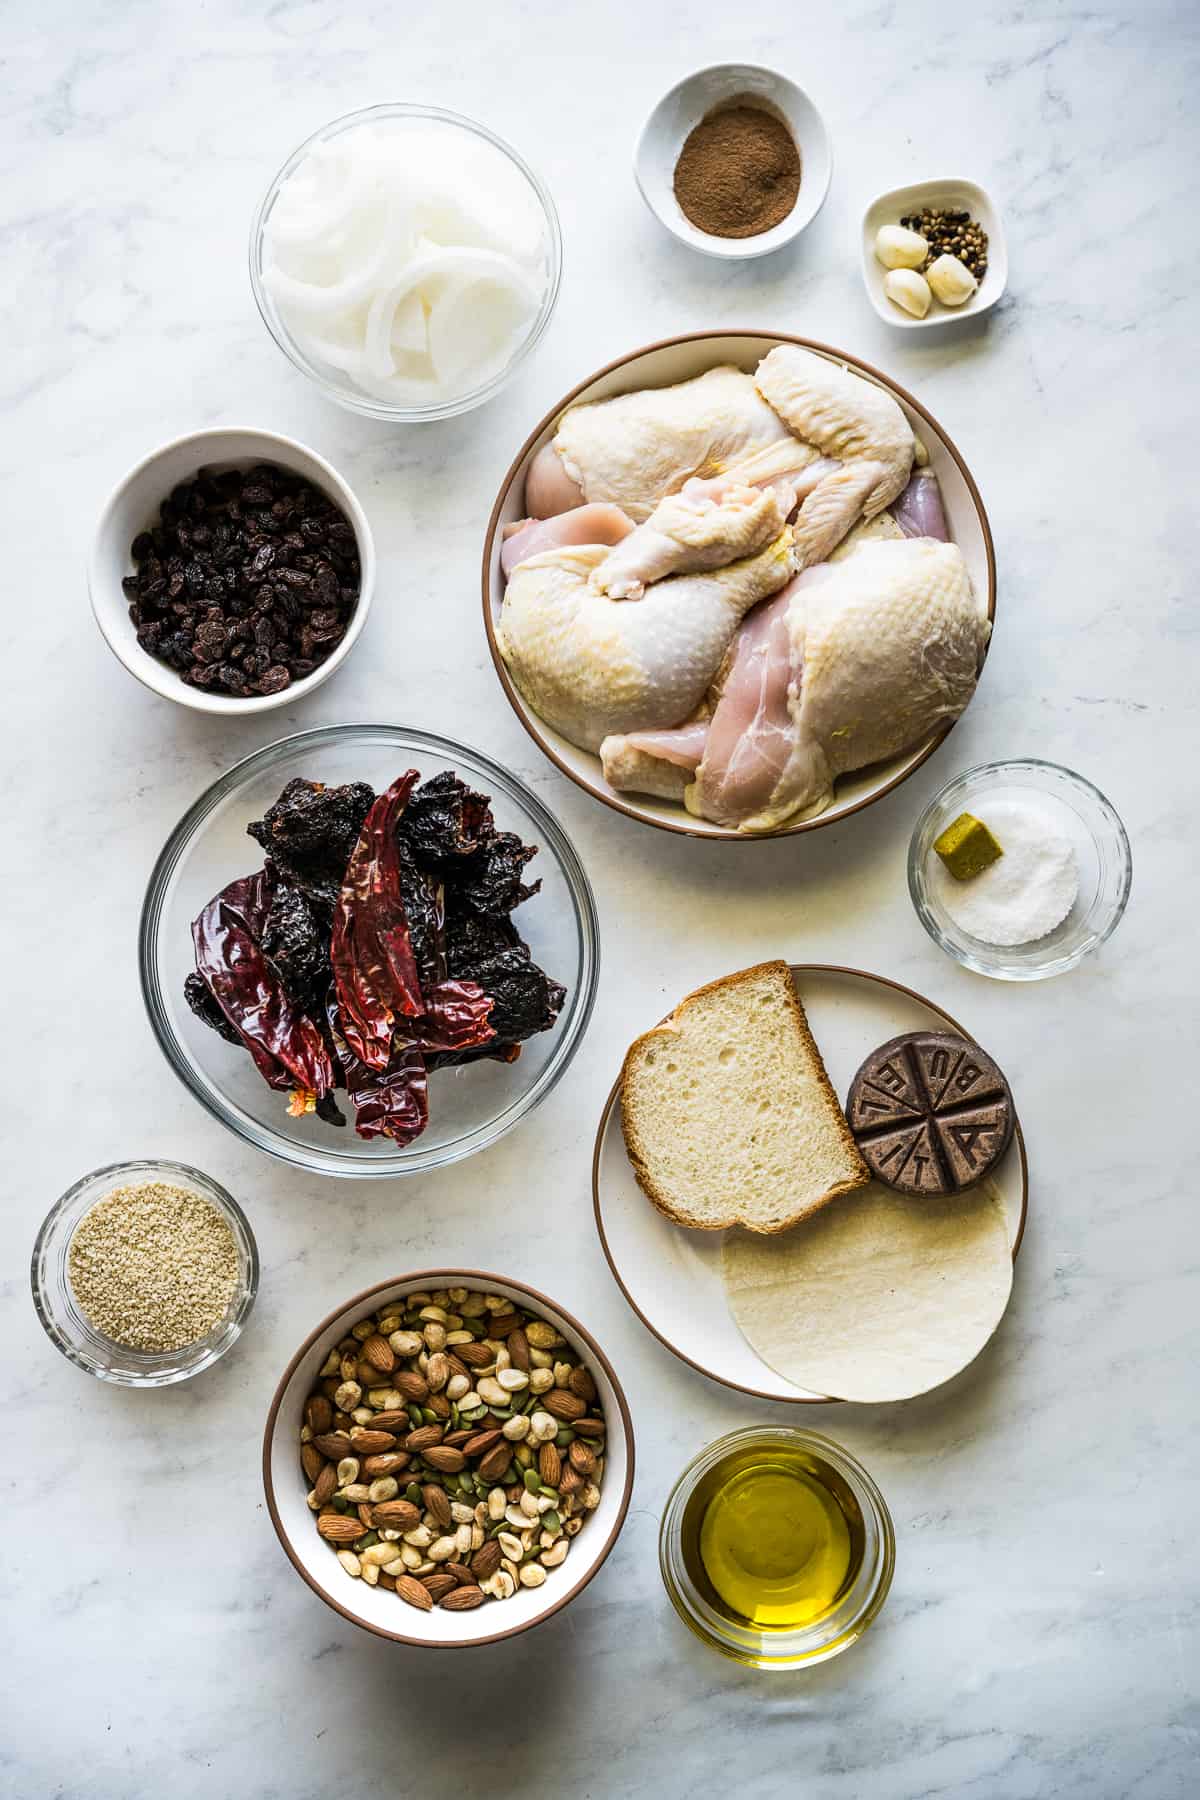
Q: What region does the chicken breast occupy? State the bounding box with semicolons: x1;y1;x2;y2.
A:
496;530;794;752
543;365;821;522
687;538;988;832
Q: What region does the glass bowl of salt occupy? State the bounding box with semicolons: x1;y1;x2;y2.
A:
908;760;1132;980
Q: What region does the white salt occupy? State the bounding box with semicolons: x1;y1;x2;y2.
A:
930;797;1079;947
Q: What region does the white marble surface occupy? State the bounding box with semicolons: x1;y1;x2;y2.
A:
5;3;1197;1795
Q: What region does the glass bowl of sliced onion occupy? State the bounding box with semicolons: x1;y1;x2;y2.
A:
250;104;562;422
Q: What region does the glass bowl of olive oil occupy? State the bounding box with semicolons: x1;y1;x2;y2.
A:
659;1427;895;1669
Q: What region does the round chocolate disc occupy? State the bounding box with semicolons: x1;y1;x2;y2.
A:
846;1031;1015;1195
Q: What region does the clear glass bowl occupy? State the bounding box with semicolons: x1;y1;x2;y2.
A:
909;759;1132;981
140;725;599;1176
659;1427;895;1670
32;1160;258;1386
249;104;563;422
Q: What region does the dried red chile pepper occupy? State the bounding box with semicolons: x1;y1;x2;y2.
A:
185;768;565;1143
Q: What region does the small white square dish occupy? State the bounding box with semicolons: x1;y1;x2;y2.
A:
861;178;1007;329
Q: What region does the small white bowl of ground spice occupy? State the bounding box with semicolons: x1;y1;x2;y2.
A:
635;65;832;259
32;1160;258;1385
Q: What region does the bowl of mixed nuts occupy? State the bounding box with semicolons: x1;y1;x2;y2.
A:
263;1272;634;1645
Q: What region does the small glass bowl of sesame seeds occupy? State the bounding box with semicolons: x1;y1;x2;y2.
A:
31;1159;258;1386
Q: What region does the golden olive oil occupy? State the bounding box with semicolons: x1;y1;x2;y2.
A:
680;1442;866;1629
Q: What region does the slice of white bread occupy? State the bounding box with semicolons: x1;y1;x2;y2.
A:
620;961;870;1234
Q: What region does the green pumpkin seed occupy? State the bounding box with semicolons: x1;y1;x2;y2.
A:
539;1485;558;1500
555;1427;575;1448
405;1483;422;1507
332;1495;349;1513
450;1403;460;1428
421;1407;438;1425
407;1404;424;1428
543;1511;561;1533
523;1468;541;1494
358;1530;379;1549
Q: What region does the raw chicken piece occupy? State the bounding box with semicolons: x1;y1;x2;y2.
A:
688;539;987;832
755;347;915;566
501;504;634;576
591;479;786;600
536;365;821;522
600;718;710;801
891;469;949;541
827;509;904;561
496;530;794;752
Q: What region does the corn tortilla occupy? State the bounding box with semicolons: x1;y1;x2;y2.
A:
722;1179;1013;1402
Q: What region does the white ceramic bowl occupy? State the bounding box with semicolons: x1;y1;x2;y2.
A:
483;331;996;840
861;178;1007;330
89;427;375;714
635;65;831;259
263;1271;634;1646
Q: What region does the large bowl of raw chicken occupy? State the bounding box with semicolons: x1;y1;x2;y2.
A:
482;333;996;839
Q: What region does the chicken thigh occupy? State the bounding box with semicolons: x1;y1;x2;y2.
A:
693;538;987;831
527;365;821;522
496;529;794;752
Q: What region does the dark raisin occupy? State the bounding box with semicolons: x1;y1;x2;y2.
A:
255;665;292;695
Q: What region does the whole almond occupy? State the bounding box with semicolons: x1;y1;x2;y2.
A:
368;1411;411;1435
445;1352;472;1381
462;1429;503;1459
568;1365;597;1403
471;1540;502;1581
425;1352;450;1393
312;1463;338;1507
422;1445;467;1474
394;1370;430;1404
371;1499;422;1530
543;1388;586;1422
317;1513;366;1544
395;1574;434;1612
312;1431;353;1461
506;1329;531;1372
358;1502;374;1526
378;1571;397;1592
538;1443;562;1487
421;1573;457;1601
487;1313;522;1338
440;1585;485;1611
426;1392;451;1421
477;1442;513;1483
457;1342;493;1368
405;1424;445;1453
349;1428;396;1455
362;1452;410;1479
301;1443;325;1484
304;1394;333;1436
568;1439;597;1475
559;1464;584;1494
573;1417;606;1439
443;1430;473;1448
361;1334;395;1375
423;1484;453;1529
446;1561;476;1586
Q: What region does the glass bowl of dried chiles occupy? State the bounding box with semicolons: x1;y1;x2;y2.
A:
139;725;600;1175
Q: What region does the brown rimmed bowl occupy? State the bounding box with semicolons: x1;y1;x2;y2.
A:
592;963;1028;1402
482;330;996;839
263;1271;635;1646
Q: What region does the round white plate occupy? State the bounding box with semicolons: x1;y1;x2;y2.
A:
592;965;1028;1402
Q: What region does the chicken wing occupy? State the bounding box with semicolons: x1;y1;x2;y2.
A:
590;478;787;600
495;530;794;752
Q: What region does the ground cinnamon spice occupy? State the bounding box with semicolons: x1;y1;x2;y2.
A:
673;102;801;239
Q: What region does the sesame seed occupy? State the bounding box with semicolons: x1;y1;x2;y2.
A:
67;1181;239;1353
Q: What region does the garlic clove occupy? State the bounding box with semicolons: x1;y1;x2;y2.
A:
883;269;932;319
926;254;978;306
874;224;929;270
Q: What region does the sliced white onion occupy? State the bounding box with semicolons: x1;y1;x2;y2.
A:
261;116;548;405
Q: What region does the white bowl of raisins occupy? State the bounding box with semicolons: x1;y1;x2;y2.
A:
89;426;375;713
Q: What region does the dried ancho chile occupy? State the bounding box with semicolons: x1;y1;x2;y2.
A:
184;769;566;1146
123;462;360;698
